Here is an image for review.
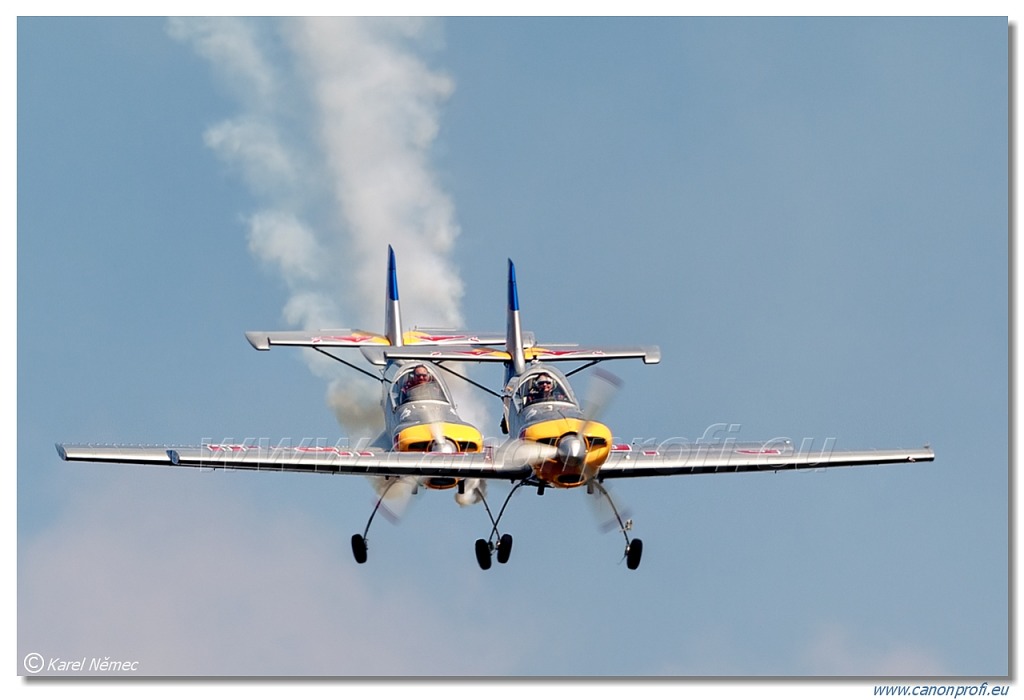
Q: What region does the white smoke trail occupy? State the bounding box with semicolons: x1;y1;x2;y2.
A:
168;17;491;434
287;18;465;328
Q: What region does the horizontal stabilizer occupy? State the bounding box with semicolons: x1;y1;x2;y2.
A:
245;329;389;351
403;329;519;346
525;344;661;364
245;329;522;352
361;345;509;366
360;343;661;367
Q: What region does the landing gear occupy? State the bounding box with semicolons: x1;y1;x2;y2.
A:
471;476;643;570
496;533;514;564
472;479;530;570
590;479;644;571
625;538;643;570
473;533;514;570
351;477;406;564
474;538;492;570
351;534;368;564
350;474;643;570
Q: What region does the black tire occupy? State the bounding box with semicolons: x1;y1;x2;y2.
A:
474;539;492;570
351;534;368;564
626;538;643;570
496;533;513;564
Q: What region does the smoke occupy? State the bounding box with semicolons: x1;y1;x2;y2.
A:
169;17;489;433
288;18;465;326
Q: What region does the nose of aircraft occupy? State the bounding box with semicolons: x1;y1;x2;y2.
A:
557;434;587;468
429;438;458;454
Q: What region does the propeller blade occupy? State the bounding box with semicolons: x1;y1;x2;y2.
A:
585;480;633;535
580;367;622;425
366;475;419;523
575;367;623;483
496;438;559;467
421;401;458;454
455;477;487;506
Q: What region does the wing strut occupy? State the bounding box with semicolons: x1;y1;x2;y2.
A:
430;362;504;399
564;360;601;379
312;346;387;384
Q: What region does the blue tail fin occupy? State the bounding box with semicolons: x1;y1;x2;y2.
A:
506;259;526;377
385;245;403;347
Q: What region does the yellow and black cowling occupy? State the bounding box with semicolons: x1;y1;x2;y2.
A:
392;419;484;490
393;421;484;453
519;415;613;487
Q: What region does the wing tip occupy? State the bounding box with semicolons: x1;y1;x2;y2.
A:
245;331;271;350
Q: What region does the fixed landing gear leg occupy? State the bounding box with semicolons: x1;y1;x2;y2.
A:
351;477;405;564
473;478;529;569
591;480;644;570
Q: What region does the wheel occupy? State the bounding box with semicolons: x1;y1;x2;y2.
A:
474;538;492;570
496;533;513;564
351;534;368;564
626;538;643;570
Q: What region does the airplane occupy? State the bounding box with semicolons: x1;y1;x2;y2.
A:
57;246;522;564
352;259;936;569
56;247;936;571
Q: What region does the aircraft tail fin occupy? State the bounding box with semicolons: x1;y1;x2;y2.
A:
506;259;527;377
385;245;403;347
352;257;658;368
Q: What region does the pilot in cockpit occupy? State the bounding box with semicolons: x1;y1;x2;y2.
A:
525;373;566;404
400;365;442;403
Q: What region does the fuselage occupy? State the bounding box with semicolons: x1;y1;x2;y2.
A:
384;362;483;489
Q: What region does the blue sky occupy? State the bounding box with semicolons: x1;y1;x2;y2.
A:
16;15;1009;685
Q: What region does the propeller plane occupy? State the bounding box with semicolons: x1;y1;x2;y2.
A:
57;246;935;571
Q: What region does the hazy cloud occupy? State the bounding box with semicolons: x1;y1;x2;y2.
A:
19;473;515;674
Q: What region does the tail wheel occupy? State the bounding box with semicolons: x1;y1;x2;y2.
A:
496;533;513;564
351;534;368;564
626;538;643;570
474;538;492;570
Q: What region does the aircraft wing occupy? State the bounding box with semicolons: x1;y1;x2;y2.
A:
596;442;935;478
57;438;933;480
55;443;536;480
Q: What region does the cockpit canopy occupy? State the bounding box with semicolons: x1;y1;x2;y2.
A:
514;369;576;410
391;363;449;407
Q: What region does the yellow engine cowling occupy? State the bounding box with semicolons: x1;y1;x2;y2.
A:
519;417;613;487
393;422;483;490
